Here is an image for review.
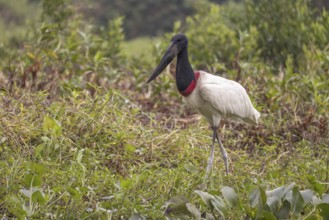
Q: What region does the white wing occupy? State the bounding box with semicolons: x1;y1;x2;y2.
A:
198;73;260;124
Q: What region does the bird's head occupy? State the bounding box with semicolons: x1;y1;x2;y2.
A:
147;34;188;83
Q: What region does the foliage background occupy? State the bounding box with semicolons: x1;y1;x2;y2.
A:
0;0;328;219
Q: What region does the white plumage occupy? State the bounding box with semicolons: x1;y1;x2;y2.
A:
185;71;260;127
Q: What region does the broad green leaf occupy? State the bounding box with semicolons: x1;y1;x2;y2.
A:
259;186;267;207
322;194;329;203
276;200;291;219
24;174;42;187
283;183;295;199
31;163;45;175
195;190;214;209
262;211;277;220
211;196;226;217
165;196;189;206
249;187;261;208
256;187;269;219
221;186;239;207
249;186;266;209
291;187;304;214
317;203;329;220
312;195;322;205
307;175;326;195
266;185;286;200
314;182;326;195
66;187;81;200
164;196;190;216
307;175;317;184
186;203;201;220
300;190;314;204
285;191;292;203
266;196;280;213
51;184;62;192
32;190;46;204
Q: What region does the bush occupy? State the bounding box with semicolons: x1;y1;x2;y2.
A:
172;2;260;72
166;0;329;70
245;0;329;66
1;0;125;96
0;0;328;219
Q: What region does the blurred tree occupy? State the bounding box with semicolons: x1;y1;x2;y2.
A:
311;0;329;10
244;0;329;66
75;0;196;39
73;0;328;39
0;0;40;47
2;0;328;41
0;2;23;24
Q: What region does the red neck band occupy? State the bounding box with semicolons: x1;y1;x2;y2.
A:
179;71;200;96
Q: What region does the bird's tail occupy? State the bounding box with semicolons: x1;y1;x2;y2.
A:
253;108;261;125
242;108;261;125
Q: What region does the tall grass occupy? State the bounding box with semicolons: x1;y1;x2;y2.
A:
0;0;328;218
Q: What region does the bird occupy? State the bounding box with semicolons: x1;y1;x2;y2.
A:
147;33;260;177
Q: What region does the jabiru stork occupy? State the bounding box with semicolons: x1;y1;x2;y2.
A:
147;34;260;177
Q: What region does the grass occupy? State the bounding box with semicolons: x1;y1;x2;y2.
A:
0;84;328;218
0;1;328;218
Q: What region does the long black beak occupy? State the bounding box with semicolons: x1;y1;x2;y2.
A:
147;42;178;83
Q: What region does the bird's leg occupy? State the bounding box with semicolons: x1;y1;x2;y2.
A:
205;127;216;179
215;129;229;175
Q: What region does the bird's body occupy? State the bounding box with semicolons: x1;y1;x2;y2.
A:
184;70;260;127
147;34;260;176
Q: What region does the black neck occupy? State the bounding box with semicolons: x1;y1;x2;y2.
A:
176;46;195;92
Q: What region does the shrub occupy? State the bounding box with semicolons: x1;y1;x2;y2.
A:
1;0;125;96
173;2;260;72
245;0;329;67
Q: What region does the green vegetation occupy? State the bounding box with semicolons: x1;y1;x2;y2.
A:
0;0;40;45
0;0;328;219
